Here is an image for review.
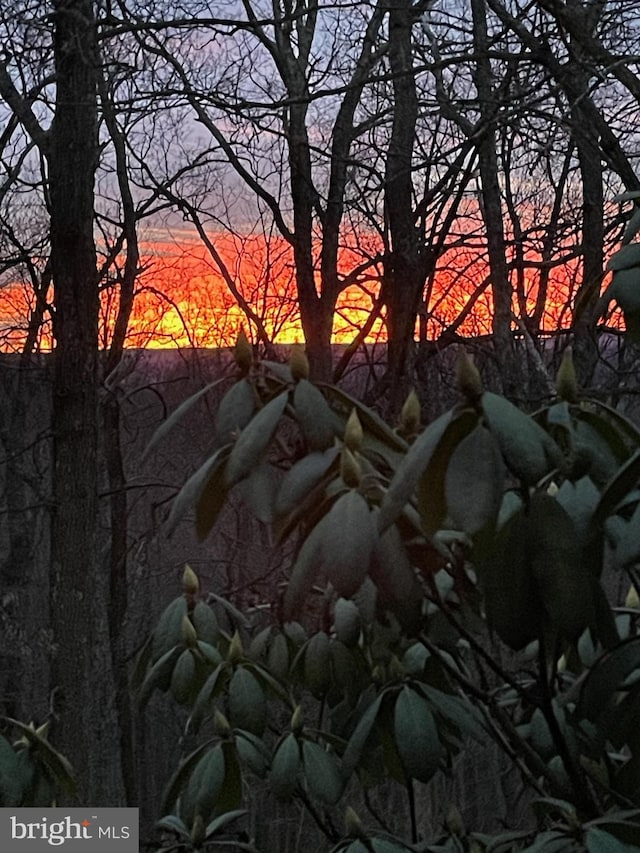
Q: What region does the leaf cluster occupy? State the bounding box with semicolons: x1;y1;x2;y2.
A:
139;344;640;852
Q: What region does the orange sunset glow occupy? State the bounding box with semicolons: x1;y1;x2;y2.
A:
0;229;620;355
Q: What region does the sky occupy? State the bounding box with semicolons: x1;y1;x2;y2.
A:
0;1;632;355
0;223;619;355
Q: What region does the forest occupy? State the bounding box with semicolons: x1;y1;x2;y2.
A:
2;0;640;850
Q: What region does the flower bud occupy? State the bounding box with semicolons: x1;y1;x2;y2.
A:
455;349;482;403
234;329;252;374
345;806;365;839
289;344;310;381
344;409;363;451
556;346;578;403
445;805;465;837
182;564;199;596
399;389;421;436
181;615;198;648
228;630;244;664
214;709;232;737
190;815;205;846
290;705;304;735
340;447;362;488
626;584;640;609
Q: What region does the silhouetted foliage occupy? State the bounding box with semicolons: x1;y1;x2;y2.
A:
139;319;640;850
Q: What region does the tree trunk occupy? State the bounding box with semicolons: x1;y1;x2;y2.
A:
380;0;423;414
572;101;604;391
287;90;334;381
48;0;122;804
471;0;516;395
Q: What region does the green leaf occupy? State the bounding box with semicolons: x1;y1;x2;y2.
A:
190;663;226;731
344;841;371;853
266;632;291;681
1;717;76;806
417;410;478;535
378;410;452;532
12;751;36;807
0;735;22;806
191;602;219;646
613;501;640;569
138;645;183;707
609;267;640;310
595;449;640;526
622;208;640;245
330;640;363;697
528;709;556;760
282;520;326;621
214;379;257;445
476;509;542;650
614;191;640;203
530;797;577;823
151;596;188;662
195;445;233;539
170;649;198;705
225;392;288;487
234;731;270;778
236;463;279;524
162;738;216;816
228;668;267;735
586;827;637;853
143;377;226;460
196;640;222;666
443;424;504;534
192;744;226;825
607;244;640;272
394;686;443;783
207;590;250;628
605;268;640;341
284;490;375;618
482;392;561;485
402;643;430;676
378;702;408;784
342;694;384;777
420;685;486;742
586;399;640;447
270;733;301;799
302;740;345;805
155;814;188;837
275;449;339;519
578;637;640;724
555;477;601;544
205;809;248;839
572;414;626;487
527;493;593;640
333;598;361;647
167;445;231;536
592;816;640;847
520;830;577;852
303;631;331;698
294;379;338;450
369;522;422;633
497;490;523;528
320;491;376;598
248;626;272;660
370;839;413;853
216;741;243;814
